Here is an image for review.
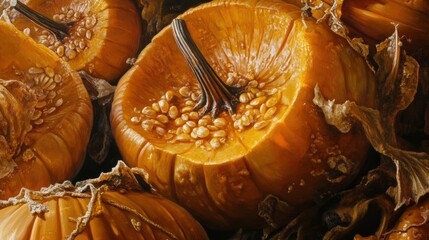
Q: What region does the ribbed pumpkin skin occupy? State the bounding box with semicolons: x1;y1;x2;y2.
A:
10;0;142;82
299;0;429;51
342;0;429;51
0;191;208;240
0;22;92;199
111;0;376;229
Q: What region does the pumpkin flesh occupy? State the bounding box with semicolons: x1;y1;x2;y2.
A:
111;0;376;229
0;21;92;199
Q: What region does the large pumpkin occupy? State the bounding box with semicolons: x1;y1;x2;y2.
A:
6;0;142;82
111;0;376;229
0;21;92;199
0;161;208;240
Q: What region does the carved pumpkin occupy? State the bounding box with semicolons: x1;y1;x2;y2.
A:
111;0;376;229
6;0;142;82
0;161;208;240
0;21;92;199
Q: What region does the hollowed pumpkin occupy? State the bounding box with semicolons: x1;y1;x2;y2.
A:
0;161;208;240
111;0;376;229
0;21;92;199
6;0;142;82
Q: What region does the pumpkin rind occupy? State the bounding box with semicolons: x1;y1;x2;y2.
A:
0;21;93;199
0;162;208;240
111;0;376;229
341;0;429;52
294;0;429;52
7;0;142;82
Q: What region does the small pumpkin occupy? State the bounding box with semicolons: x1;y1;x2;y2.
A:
111;0;376;229
0;161;208;240
6;0;142;82
0;21;92;199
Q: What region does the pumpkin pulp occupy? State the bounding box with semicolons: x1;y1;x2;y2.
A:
7;0;142;82
111;0;376;229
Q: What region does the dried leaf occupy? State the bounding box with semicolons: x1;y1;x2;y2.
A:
258;195;292;229
313;28;424;210
323;195;394;240
87;103;112;164
138;0;209;43
78;71;116;164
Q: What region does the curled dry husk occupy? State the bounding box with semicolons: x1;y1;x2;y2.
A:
312;26;426;238
79;71;116;164
0;161;189;240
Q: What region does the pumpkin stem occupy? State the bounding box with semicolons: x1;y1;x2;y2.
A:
10;0;70;40
172;19;243;118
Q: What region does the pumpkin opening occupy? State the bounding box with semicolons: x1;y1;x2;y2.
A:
121;4;303;164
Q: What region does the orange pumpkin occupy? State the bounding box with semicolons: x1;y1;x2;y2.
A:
0;21;92;199
111;0;376;229
340;0;429;52
0;161;208;240
6;0;142;82
296;0;429;52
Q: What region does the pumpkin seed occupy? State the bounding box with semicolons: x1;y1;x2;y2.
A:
176;133;191;142
196;126;210;138
168;106;179;119
213;118;226;127
264;106;277;119
179;86;191;97
254;121;269;130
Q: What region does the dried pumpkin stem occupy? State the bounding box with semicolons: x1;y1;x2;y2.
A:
10;0;70;40
172;18;242;118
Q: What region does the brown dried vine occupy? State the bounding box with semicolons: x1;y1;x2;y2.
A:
0;161;178;240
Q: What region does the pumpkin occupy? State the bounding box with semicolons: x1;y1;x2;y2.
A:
0;21;93;199
6;0;142;82
0;161;208;240
111;0;376;229
298;0;429;52
340;0;429;52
